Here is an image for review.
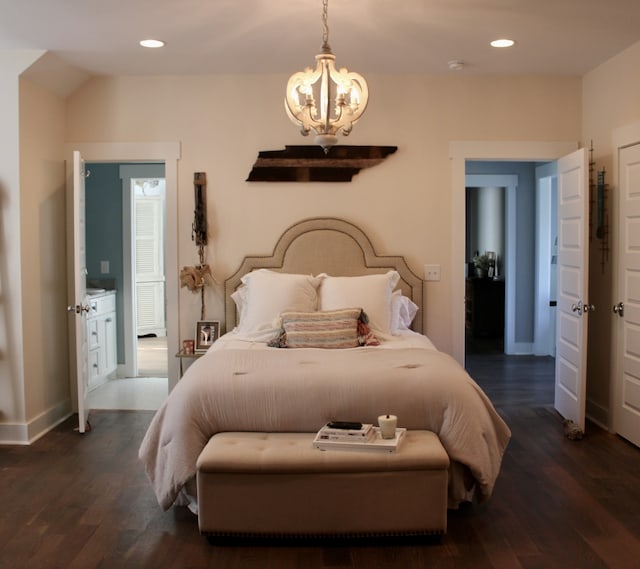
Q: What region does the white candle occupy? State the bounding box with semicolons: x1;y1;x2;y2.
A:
378;414;397;439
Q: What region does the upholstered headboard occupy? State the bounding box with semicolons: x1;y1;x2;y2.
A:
224;217;424;334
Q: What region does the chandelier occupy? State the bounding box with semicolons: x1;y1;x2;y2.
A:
284;0;369;153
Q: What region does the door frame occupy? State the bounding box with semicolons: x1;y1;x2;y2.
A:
611;120;640;433
450;141;578;365
66;142;181;391
534;161;558;357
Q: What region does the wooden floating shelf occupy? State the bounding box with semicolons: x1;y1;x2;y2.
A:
246;145;398;182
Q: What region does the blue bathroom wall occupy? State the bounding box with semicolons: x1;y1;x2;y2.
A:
85;163;125;362
85;162;165;365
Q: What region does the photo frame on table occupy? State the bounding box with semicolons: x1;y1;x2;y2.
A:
195;320;220;352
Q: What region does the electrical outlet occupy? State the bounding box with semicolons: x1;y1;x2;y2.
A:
424;264;441;281
100;260;110;274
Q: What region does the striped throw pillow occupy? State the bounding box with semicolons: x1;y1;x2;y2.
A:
280;308;362;349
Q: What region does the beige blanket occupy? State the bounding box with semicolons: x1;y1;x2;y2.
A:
139;343;511;511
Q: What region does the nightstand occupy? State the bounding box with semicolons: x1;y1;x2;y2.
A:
175;350;205;378
465;278;505;338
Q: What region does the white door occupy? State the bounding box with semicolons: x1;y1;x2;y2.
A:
554;148;591;431
614;143;640;447
67;150;91;433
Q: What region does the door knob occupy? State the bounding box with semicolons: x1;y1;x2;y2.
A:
571;301;595;315
67;304;90;314
613;302;624;317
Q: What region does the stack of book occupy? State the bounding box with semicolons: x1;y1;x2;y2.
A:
313;422;406;452
315;422;375;443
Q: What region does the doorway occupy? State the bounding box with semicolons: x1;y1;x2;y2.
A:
66;142;180;416
462;158;561;408
465;184;506;355
84;162;169;410
464;163;557;359
449;141;576;365
120;164;168;379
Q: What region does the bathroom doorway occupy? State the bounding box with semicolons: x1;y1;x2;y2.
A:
84;161;169;410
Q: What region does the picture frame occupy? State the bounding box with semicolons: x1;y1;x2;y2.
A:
195;320;220;352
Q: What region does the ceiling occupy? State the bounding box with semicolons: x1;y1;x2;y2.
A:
1;0;640;77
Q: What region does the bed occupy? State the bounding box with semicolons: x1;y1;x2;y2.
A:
139;217;511;527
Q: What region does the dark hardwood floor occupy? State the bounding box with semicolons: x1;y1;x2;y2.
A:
1;348;639;568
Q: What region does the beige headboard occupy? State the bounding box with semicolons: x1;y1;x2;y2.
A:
224;217;424;334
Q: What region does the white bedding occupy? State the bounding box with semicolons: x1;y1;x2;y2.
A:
139;332;511;511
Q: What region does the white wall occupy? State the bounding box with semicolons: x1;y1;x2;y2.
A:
0;50;69;443
65;73;582;356
19;77;71;433
582;40;640;427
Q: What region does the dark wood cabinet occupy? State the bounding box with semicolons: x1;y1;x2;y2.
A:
465;278;505;338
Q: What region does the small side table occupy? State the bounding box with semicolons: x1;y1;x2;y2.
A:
175;350;205;378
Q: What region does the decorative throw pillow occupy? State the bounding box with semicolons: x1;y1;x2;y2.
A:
268;308;379;349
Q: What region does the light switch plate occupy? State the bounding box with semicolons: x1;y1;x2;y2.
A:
424;264;441;281
100;260;110;274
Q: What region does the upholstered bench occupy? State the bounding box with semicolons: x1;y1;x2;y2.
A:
196;430;449;538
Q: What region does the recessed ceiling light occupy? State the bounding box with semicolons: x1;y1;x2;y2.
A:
490;38;515;48
140;39;165;49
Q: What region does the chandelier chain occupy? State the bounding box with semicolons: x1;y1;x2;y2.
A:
321;0;330;51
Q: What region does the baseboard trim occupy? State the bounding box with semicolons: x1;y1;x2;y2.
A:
586;398;609;431
505;342;534;355
0;399;72;445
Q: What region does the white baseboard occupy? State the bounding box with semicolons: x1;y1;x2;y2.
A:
505;342;534;355
586;398;609;431
0;399;72;445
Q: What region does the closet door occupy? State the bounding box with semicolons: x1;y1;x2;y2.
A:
614;144;640;447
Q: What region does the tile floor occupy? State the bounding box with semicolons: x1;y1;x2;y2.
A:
88;336;169;411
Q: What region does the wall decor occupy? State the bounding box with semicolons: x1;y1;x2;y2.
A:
595;168;609;273
246;145;397;182
180;172;215;318
588;143;609;274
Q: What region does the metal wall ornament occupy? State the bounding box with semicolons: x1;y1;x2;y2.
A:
588;143;609;274
284;0;369;153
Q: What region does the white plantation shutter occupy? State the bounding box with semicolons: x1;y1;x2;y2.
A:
135;191;166;336
136;199;164;278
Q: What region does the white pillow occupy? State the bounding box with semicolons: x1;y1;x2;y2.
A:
318;271;400;334
390;290;419;334
237;269;320;334
230;286;247;324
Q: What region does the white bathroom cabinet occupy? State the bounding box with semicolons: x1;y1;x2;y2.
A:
87;291;117;390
